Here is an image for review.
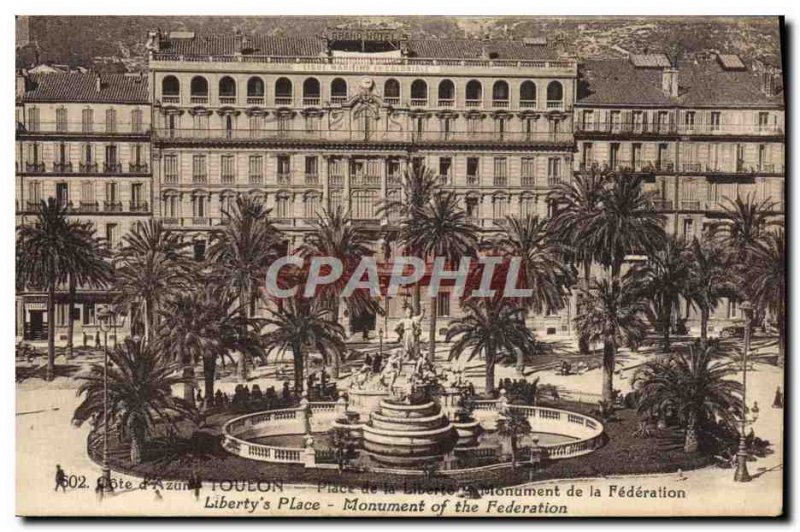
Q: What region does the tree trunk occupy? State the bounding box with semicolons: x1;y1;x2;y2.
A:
515;348;525;376
293;343;305;395
683;413;698;453
578;261;591;355
130;432;144;465
46;278;56;381
778;318;785;360
203;355;216;410
238;284;250;382
428;296;437;363
700;307;709;348
331;300;340;379
413;283;422;316
182;363;196;404
601;335;615;403
661;296;672;353
510;435;518;469
66;274;76;359
485;344;496;395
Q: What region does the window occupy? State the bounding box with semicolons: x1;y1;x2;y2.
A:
81;108;93;133
162;76;180;97
521;157;535;186
105;223;118;248
277;155;291;183
546;81;564;108
275;195;290;219
105;145;118;172
275;78;293;104
467;157;480;185
440;116;454;139
465;80;482;106
302;78;321;105
520;195;535;217
582;143;593;168
632;143;642;170
277;113;291;133
83;302;96;326
105;109;117;133
331;78;348;104
492;81;509;106
192;194;207;218
56;108;68;132
610;111;622;132
219;76;236;99
27;107;40;131
683;218;694;240
411;157;424;174
520;81;536;107
220;194;235;217
247;77;265;100
548;158;562;183
467;115;481;135
684;111;695;131
352;190;376;220
131;109;143;133
410;80;427;106
105;182;118;205
710;112;721;132
436;292;450;317
657;144;670;170
163;194;178;218
131;183;143;208
164;154;178;183
438;157;452;184
56;182;69;207
190;76;209;99
192;154;207;183
610;143;620;170
304;114;320;133
248;155;263;184
438;80;455;106
304;194;320;219
56;142;68;164
193;240;206;262
465;197;479;219
305;156;318;179
758;144;767;171
492;196;507;220
28;181;42;204
384;79;400;103
493;157;507;186
758;112;770;132
494;116;507;138
386;158;400;182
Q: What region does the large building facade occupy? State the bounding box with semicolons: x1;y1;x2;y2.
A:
15;29;785;343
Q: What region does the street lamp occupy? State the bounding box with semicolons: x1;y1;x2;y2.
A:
96;305;116;493
734;300;753;483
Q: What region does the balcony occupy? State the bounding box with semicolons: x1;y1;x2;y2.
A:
25;162;46;173
277;173;291;185
190;95;209;105
519;100;537;109
575;121;678;136
163;217;180;226
547;100;564;109
191;217;212;227
329;175;344;187
384;97;399;106
103;162;123;174
521;176;535;187
129;201;149;213
192;175;208;184
492;99;509;108
219;95;237;105
465;99;481;108
438;99;455;108
387;175;402;187
351;175;380;187
547;176;563;186
221;174;235;184
78;201;99;213
53;162;73;173
103;201;123;212
246;96;265;105
129;162;149;173
305;174;319;185
438;174;451;186
681;200;701;211
249;175;263;185
26;201;41;211
79;162;98;173
274;97;292;106
467;175;479;186
162;95;180;104
683;163;703;173
331;96;348;105
494;176;507;187
410;98;427;107
652;200;674;211
303;97;321;107
677;123;784;136
654;161;675;173
164;174;179;184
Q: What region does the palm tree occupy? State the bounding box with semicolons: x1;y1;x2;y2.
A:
717;194;778;260
378;164;441;314
495;408;532;469
158;284;260;407
631;236;692;351
493;214;572;370
261;299;346;394
446;298;539;394
549;169;609;355
17;199;107;380
114;220;194;342
575;276;650;402
744;230;785;358
634;341;742;453
400;192;478;362
207;195;283;381
686;237;733;346
72;337;194;464
64;222;113;359
298;206;378;377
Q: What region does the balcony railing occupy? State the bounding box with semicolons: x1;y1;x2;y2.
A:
78;201;99;213
465;99;481;108
103;162;123;173
277;173;291;185
153;127;574;144
219;95;237;105
130;201;149;212
246;96;265;105
384;97;399;106
681;200;701;210
410;98;427;107
519;100;537;108
547;100;564;109
438;99;455;107
677;124;784;136
162;95;180;104
190;95;209;105
17;121;149;135
331;96;348;105
221;174;235;184
79;162;98;173
652;200;674;211
129;162;149;173
351;175;381;187
249;175;263;185
387;175;402;187
53;162;73;173
329;175;344;187
492;99;509;108
25;162;46;173
467;175;479;186
103;201;123;212
303;97;321;107
305;174;319;185
521;176;535;187
494;176;507;187
192;175;208;184
576;121;678;136
275;96;292;106
547;176;563;186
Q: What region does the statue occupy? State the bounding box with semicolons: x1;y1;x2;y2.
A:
395;306;425;360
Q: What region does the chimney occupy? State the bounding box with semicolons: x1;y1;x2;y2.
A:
95;73;102;93
662;67;679;97
15;70;27;99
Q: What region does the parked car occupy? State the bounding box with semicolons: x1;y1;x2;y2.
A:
719;324;745;339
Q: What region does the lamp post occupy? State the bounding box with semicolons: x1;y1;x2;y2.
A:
96;305;116;493
734;300;753;483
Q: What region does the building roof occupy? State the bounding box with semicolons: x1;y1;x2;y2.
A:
22;73;149;104
629;54;671;68
156;34;558;61
577;58;783;108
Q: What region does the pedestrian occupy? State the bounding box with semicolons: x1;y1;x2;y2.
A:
192;471;201;500
196;389;203;405
55;464;66;492
95;331;101;349
372;352;383;374
773;386;783;409
364;353;373;373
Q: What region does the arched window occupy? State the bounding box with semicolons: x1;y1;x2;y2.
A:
331;78;348;104
492;80;509;107
438;80;455;106
410;79;428;106
162;76;180;99
465;80;482;106
303;78;320;106
275;78;293;105
219;76;236;104
190;76;208;102
547;81;564;108
247;77;265;104
384;79;400;104
520;81;537;108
